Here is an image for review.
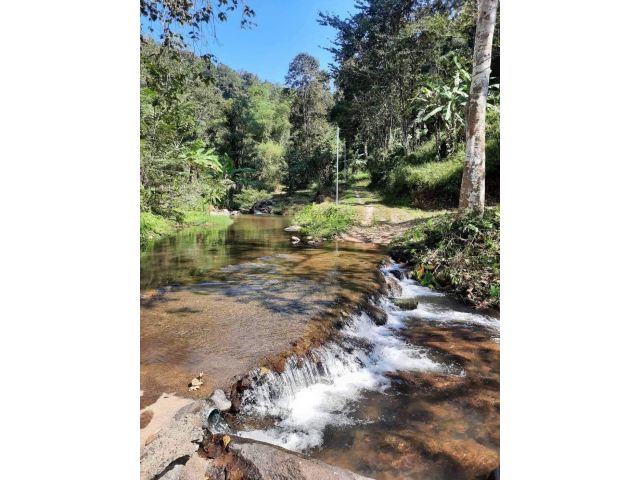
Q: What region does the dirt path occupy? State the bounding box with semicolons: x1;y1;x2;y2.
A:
341;185;447;245
354;190;374;226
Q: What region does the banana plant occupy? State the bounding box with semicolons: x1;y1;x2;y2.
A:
414;57;470;156
178;140;223;174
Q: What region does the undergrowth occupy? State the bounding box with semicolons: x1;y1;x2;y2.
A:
390;208;500;310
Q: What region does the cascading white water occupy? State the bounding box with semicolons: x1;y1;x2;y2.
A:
236;261;499;452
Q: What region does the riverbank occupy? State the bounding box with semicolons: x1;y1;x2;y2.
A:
140;211;234;247
278;184;500;310
390;208;500;310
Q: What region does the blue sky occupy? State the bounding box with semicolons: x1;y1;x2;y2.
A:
143;1;357;84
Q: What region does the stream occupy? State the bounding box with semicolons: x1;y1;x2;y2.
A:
140;215;499;479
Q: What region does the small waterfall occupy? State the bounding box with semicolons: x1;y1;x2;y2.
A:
236;261;498;452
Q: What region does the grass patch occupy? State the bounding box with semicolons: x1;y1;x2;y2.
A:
140;211;173;247
180;210;234;228
390;208;500;310
141;210;233;248
292;202;356;238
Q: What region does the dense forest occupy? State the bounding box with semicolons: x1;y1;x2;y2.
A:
140;0;499;242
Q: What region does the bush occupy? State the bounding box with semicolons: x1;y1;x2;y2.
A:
390;208;500;309
232;188;272;212
384;108;499;208
292;203;356;238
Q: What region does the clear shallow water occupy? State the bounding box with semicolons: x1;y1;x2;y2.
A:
140;215;385;408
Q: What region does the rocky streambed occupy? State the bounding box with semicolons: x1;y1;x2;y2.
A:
141;263;499;479
140;216;499;479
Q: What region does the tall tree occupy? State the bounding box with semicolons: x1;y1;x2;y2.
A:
459;0;498;213
284;53;334;192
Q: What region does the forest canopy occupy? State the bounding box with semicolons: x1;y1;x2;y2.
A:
140;0;499;229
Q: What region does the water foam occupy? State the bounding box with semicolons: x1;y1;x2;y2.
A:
236;262;498;452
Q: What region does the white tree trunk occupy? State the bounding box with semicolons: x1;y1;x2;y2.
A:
459;0;498;213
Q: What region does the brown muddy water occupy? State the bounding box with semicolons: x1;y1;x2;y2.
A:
140;215;500;479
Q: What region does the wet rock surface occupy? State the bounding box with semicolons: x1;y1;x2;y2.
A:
202;435;374;480
252;200;274;214
391;297;419;310
145;426;375;480
362;302;388;325
210;389;232;412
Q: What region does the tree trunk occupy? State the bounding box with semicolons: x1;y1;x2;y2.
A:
459;0;498;213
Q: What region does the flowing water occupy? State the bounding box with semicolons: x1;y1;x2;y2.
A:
140;215;500;479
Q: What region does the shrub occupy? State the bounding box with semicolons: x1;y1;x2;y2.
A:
390;208;500;309
292;203;356;238
232;188;272;212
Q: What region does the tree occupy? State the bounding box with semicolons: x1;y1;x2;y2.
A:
140;0;255;54
284;53;334;192
459;0;498;213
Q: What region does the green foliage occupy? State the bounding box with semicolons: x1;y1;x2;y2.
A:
232;188;272;212
292;203;356;238
414;58;470;155
180;211;234;228
178;140;223;173
390;208;500;309
140;211;173;247
349;170;371;183
284;53;335;193
386;147;465;207
140;1;255;53
256;141;286;191
140;39;293;237
320;0;499;199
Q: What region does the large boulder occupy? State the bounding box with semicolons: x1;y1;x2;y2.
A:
229;441;373;480
202;435;374;480
140;403;204;480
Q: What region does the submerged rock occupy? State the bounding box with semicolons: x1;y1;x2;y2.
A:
363;303;387;326
291;236;300;244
